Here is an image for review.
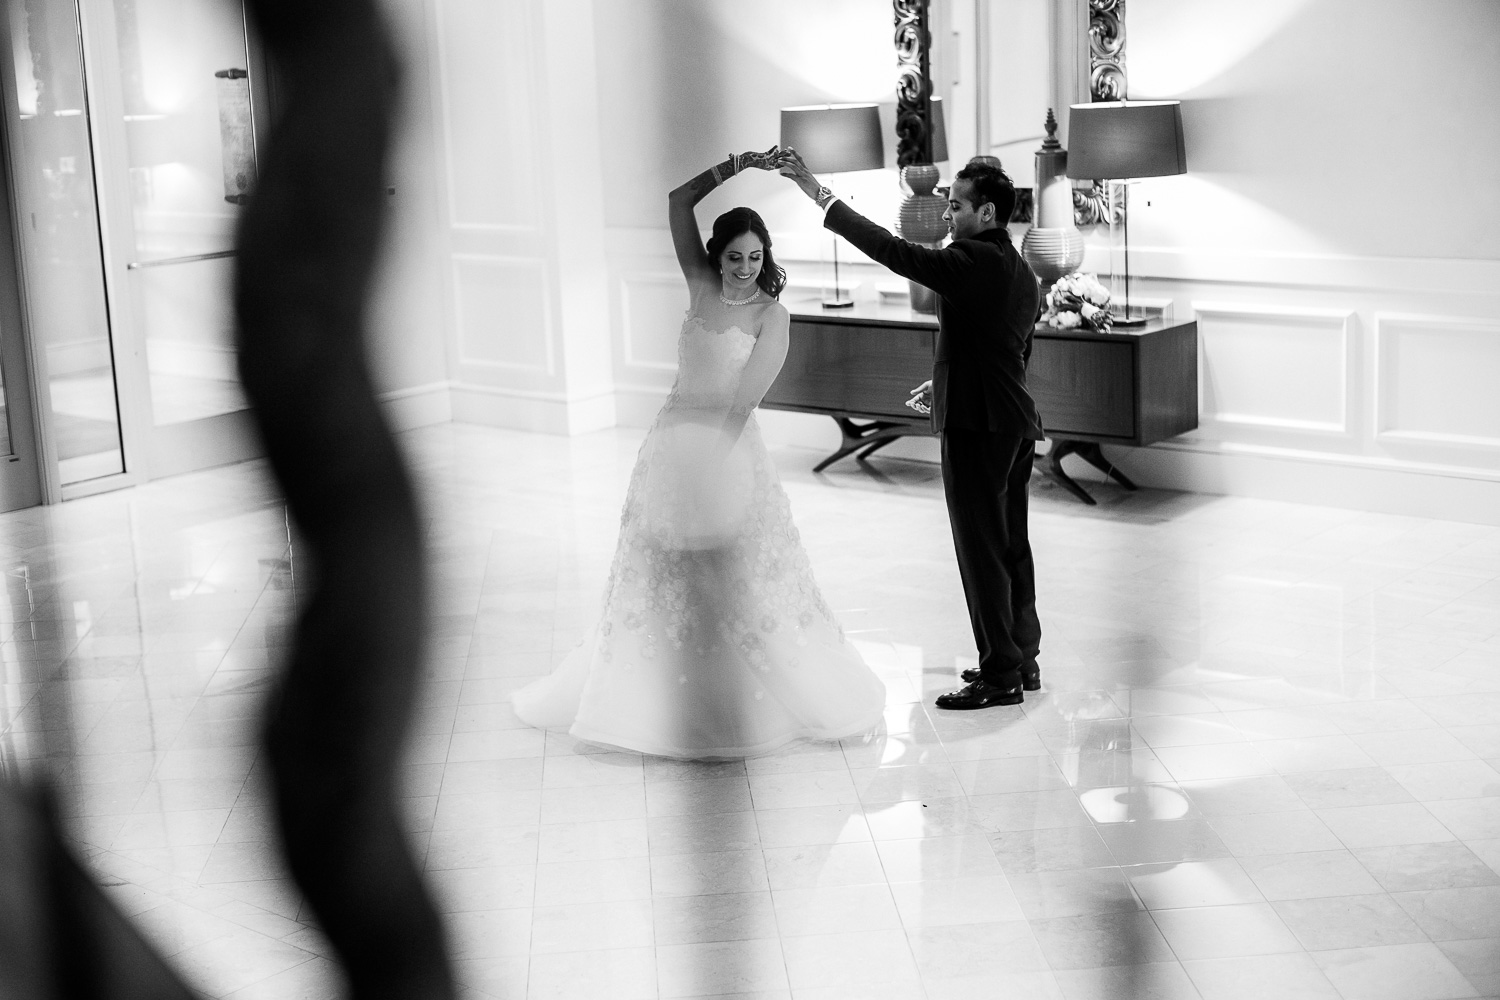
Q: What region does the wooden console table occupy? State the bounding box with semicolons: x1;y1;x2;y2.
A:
764;301;1198;503
761;301;935;472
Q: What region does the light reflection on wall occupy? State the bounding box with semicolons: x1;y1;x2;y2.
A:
1106;173;1332;259
1128;0;1312;99
703;0;894;104
1118;0;1500;261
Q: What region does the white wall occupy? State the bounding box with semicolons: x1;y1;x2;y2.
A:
368;0;456;432
1082;0;1500;523
590;0;912;430
400;0;1500;523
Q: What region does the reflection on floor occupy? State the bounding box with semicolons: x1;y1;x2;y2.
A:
2;422;1498;1000
148;372;249;426
48;371;124;482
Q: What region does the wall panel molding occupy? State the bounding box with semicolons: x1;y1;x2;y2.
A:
1191;301;1355;437
1374;312;1500;450
618;272;686;374
431;0;542;232
451;253;555;375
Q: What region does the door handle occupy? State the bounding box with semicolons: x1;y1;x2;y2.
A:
126;250;235;269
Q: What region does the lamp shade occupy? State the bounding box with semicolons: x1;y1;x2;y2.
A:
1066;101;1186;180
927;96;948;163
779;103;884;173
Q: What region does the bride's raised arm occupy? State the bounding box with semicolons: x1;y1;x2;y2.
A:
667;148;781;288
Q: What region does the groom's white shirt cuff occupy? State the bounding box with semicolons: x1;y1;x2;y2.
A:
819;195;843;216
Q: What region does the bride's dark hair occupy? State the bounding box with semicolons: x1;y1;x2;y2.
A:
705;207;787;299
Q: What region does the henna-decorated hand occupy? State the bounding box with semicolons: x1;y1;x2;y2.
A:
736;145;783;171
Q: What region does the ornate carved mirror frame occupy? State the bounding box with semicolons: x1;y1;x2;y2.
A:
893;0;1126;225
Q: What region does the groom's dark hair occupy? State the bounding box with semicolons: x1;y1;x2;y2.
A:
706;207;787;299
953;160;1017;231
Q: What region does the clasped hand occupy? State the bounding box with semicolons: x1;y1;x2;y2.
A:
735;145;785;172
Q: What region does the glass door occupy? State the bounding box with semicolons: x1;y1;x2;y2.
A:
93;0;266;479
0;0;128;496
0;0;265;503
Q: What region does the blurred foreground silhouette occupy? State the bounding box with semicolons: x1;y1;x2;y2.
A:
0;0;454;997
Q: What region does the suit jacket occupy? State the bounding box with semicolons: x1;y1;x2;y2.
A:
824;200;1043;439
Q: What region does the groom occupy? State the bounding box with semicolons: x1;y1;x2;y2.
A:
780;152;1043;709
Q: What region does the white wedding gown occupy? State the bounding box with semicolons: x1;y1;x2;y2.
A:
512;311;887;758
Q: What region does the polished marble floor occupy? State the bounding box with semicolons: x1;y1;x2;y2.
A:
3;422;1499;999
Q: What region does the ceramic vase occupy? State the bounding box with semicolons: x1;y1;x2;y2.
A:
896;164;946;313
1020;110;1085;284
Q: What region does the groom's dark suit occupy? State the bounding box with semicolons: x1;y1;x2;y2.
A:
824;201;1042;690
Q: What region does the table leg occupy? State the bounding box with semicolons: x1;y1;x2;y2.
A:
1037;439;1136;504
1040;439;1098;505
1074;441;1137;490
812;417;922;473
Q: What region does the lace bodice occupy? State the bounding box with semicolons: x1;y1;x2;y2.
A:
664;314;756;411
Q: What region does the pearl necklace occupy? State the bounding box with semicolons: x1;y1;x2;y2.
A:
719;287;761;307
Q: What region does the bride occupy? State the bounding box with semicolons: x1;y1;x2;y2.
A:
512;148;887;758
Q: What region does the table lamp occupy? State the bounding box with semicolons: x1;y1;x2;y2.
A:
1066;100;1186;327
780;103;885;308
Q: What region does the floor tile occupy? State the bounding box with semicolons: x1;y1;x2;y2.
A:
651;891;778;946
1354;842;1500;892
1054;962;1201;1000
780;928;921;990
770;883;901;937
1239;849;1386;901
1008;866;1142;919
1312;942;1479;1000
888;874;1025;927
654;938;789;998
15;427;1500;1000
1183;952;1341;999
1150;902;1302;960
1318;803;1459;849
1030;911;1176;970
1209;809;1344;856
529;898;654;953
1438;938;1500;997
1272;893;1428;950
1392;886;1500;942
1128;858;1263;910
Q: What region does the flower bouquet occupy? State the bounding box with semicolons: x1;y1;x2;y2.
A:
1040;272;1114;332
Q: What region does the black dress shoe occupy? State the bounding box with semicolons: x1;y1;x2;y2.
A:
961;666;1040;691
935;679;1024;710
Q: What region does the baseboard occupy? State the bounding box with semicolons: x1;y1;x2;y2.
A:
379;381;453;431
613;384;669;429
450;382;616;435
1106;440;1500;526
761;408;1500;525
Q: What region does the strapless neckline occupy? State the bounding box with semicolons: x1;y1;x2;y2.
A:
684;314;755;342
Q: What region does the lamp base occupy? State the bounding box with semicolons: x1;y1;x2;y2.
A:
1111;312;1150;328
821;297;855;309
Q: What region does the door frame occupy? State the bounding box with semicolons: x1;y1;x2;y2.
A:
78;0;273;495
0;114;43;512
0;0;272;504
0;0;128;505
